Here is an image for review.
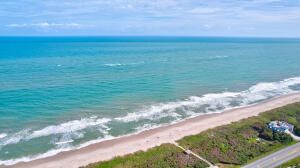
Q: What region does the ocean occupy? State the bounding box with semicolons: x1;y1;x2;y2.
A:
0;36;300;165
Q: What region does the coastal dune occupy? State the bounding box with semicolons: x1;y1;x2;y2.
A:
1;93;300;168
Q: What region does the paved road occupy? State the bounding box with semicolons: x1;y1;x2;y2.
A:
242;142;300;168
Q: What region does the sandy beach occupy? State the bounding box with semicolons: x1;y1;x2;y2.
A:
1;93;300;168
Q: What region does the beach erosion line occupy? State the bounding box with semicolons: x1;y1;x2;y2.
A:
0;77;300;166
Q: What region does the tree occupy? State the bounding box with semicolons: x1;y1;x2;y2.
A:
259;130;273;141
294;126;300;136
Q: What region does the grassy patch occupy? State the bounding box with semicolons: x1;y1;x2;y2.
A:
216;163;241;168
276;155;300;168
82;143;209;168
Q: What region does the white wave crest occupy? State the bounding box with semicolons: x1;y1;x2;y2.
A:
0;134;7;139
134;124;157;133
0;146;73;166
214;55;228;58
116;77;300;122
0;118;111;147
104;62;144;67
0;130;30;147
105;63;122;67
55;140;74;145
0;134;116;166
29;118;111;139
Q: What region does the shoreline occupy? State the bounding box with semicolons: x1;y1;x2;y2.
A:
1;93;300;168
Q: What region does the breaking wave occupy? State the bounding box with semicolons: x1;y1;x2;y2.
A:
0;77;299;165
212;55;229;59
116;77;300;122
104;62;145;67
104;63;122;67
0;118;111;147
0;134;7;139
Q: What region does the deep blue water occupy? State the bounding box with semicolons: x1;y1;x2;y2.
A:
0;37;300;165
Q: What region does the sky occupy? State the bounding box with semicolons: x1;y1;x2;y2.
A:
0;0;300;37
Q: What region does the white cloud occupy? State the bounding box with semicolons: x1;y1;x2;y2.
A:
188;8;219;14
6;22;83;28
5;24;28;27
203;24;213;29
1;0;300;36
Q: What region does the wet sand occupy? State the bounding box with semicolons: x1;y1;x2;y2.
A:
1;93;300;168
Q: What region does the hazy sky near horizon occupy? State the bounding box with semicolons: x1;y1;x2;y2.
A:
1;0;300;37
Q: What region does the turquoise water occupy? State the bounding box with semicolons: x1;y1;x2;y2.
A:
0;37;300;165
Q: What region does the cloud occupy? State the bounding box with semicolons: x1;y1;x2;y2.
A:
5;24;27;27
188;8;219;14
1;0;300;36
203;24;213;29
5;22;83;28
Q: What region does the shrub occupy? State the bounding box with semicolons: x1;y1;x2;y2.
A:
294;126;300;136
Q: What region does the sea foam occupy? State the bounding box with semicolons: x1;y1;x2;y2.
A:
115;77;300;123
0;134;7;139
29;118;111;139
104;62;144;67
0;118;111;147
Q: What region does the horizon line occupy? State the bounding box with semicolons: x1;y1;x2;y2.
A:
1;35;300;39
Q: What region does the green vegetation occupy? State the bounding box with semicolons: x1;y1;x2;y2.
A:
295;126;300;136
276;155;300;168
82;143;209;168
178;102;300;166
83;102;300;168
215;163;241;168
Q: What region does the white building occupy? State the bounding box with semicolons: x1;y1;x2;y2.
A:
267;120;294;133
